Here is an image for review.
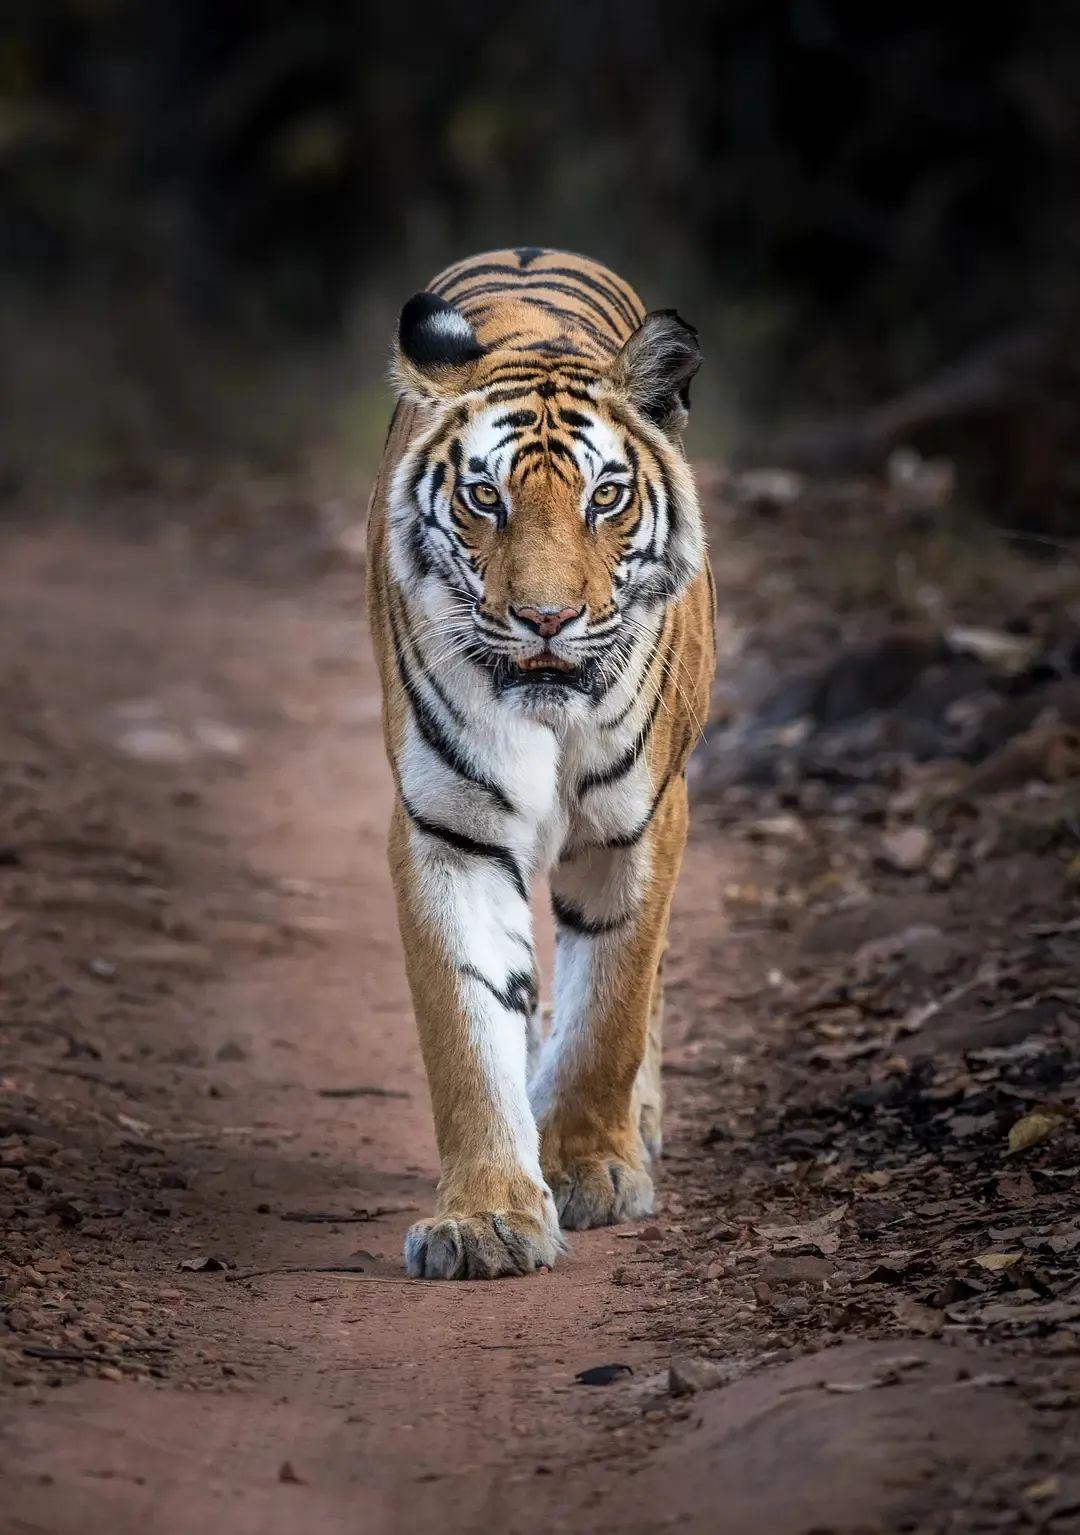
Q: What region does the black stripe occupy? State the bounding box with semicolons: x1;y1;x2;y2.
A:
602;767;676;849
432;260;518;294
520;339;589;358
480;329;530;350
397;596;466;728
553;364;604;385
601;616;667;731
525;264;641;329
456;291;614;355
401;796;528;901
658;459;679;549
526;262;644;328
389;607;514;814
551;894;630;937
510;440;545;471
481;378;599;409
644;480;662;560
446;278;624;338
566;428;600;457
477;365;548;386
591;626;636;702
484;385;547;407
578;646;669;795
515;298;615;352
435;259;642;330
460;964;538;1016
409;408;468;492
408;517;433;579
560;766;677;861
444;248;644;320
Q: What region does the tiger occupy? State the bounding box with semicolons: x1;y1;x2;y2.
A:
366;247;715;1279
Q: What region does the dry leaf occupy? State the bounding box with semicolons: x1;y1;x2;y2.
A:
973;1252;1023;1272
1008;1112;1065;1154
753;1205;847;1255
1025;1476;1061;1502
892;1297;944;1336
116;1111;152;1136
946;625;1038;674
177;1254;233;1272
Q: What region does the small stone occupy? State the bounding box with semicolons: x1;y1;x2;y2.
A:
776;1296;810;1319
668;1356;727;1397
879;826;931;874
46;1198;85;1227
759;1254;834;1285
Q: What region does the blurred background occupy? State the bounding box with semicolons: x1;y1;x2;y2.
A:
4;10;1080;1502
4;0;1080;525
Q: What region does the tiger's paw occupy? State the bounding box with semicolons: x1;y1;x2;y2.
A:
404;1209;562;1280
547;1155;654;1231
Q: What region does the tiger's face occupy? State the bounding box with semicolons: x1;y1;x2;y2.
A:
388;294;703;713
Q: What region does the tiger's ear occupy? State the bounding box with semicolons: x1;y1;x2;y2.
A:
392;292;486;401
610;310;701;437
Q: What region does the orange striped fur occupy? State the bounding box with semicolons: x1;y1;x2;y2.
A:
366;249;715;1278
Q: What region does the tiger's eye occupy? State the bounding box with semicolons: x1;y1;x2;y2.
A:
592;483;621;509
470;483;501;509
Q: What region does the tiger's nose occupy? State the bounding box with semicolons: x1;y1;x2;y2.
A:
510;603;585;638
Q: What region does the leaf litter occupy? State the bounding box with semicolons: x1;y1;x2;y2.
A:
616;472;1080;1529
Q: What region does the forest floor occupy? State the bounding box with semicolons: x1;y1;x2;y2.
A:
2;466;1080;1534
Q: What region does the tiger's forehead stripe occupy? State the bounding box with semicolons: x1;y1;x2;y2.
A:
432;251;645;334
428;248;644;375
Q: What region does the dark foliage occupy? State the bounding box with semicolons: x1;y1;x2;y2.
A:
3;1;1080;414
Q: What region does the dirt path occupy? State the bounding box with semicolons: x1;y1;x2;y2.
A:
0;524;691;1533
2;502;1080;1534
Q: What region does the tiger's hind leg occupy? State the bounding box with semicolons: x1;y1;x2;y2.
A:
633;948;666;1163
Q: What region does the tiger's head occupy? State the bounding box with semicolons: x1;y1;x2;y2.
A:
387;292;703;715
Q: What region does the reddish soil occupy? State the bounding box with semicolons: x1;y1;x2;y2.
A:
2;486;1079;1533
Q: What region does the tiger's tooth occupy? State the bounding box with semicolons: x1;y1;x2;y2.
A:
517;653;575;672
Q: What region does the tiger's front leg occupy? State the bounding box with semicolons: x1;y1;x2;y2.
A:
532;778;688;1229
388;804;562;1279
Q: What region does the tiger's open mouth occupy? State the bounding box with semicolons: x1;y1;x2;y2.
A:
516;652;576;674
492;651;595;694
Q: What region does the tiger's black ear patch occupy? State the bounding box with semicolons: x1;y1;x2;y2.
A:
611;310;702;436
398;293;485;372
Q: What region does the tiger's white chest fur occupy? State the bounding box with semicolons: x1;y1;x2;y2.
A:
395;575;657;877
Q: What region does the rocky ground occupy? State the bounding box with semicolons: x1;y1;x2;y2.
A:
1;465;1078;1533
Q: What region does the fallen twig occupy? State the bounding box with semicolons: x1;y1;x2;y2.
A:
227;1263;423;1285
317;1085;409;1099
279;1206;413;1224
